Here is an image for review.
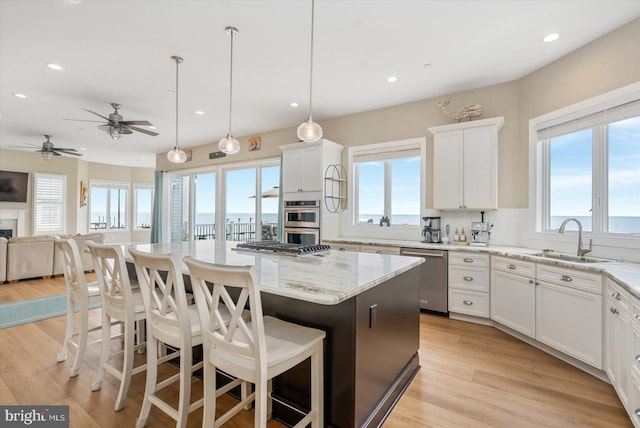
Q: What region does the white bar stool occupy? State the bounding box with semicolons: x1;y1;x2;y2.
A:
87;241;149;411
129;249;204;428
54;238;105;378
184;256;325;428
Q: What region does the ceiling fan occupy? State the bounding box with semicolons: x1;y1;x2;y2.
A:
67;102;159;140
10;135;83;161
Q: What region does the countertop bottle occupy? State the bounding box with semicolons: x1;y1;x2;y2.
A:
454;227;459;242
460;227;467;243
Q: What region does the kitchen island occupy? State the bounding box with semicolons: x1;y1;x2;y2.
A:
127;240;424;428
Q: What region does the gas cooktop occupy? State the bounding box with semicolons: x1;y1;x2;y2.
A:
233;241;331;256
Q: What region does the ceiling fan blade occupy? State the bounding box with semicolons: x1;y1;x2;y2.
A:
121;120;153;126
52;149;82;157
52;147;78;152
125;125;159;136
8;144;39;148
53;152;62;156
82;108;111;121
64;118;105;123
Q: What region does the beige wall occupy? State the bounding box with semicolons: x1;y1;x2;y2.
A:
161;18;639;212
0;149;154;238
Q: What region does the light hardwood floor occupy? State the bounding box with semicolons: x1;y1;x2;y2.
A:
0;276;632;427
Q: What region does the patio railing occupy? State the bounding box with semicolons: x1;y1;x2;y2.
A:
193;222;277;242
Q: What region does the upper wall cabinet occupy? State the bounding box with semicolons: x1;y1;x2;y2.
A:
429;117;504;210
279;139;343;197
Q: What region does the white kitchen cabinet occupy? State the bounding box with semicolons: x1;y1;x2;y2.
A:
491;256;536;338
429;116;504;210
448;252;490;317
325;242;360;252
606;279;633;411
358;244;400;255
280;139;343;195
535;264;603;369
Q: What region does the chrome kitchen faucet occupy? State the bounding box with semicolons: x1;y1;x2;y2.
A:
558;217;592;257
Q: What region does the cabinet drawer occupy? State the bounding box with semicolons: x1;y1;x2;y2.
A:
449;266;489;292
449;252;489;268
607;279;631;314
358;244;400;255
491;255;535;277
449;289;489;317
327;243;360;252
536;264;602;294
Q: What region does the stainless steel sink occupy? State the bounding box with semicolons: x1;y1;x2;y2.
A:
528;252;611;263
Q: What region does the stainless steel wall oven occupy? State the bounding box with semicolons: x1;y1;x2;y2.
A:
283;200;320;245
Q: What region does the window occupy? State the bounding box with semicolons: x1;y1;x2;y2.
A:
33;173;66;235
134;184;154;230
89;180;129;231
350;139;425;227
532;88;640;238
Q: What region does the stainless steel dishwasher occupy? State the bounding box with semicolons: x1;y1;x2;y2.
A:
400;248;448;315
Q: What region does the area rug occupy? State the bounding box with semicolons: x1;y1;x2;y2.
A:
0;295;100;329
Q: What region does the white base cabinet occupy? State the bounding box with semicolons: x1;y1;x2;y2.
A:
491;269;536;338
536;278;603;369
448;252;490;318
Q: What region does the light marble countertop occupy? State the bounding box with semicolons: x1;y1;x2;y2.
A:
324;238;640;298
126;240;424;306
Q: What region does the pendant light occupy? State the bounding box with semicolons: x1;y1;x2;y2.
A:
219;26;240;154
297;0;323;143
167;55;187;163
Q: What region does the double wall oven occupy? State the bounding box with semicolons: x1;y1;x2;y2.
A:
283;200;320;245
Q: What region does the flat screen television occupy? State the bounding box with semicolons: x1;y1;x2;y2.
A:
0;170;29;203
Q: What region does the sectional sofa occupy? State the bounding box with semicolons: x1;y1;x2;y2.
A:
0;232;105;283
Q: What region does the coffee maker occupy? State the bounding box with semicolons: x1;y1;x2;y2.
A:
421;216;441;243
469;211;493;246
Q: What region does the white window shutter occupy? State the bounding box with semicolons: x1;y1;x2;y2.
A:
33;173;66;235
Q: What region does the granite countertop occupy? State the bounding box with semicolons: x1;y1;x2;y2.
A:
125;240;424;306
324;238;640;298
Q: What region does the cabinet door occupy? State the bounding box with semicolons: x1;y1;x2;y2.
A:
299;147;323;192
433;131;463;209
358;244;400;255
282;150;305;193
463;125;497;209
607;300;622;385
536;281;603;368
491;270;535;338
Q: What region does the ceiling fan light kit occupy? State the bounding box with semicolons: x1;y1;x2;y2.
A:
218;26;240;155
297;0;323;143
167;55;187;164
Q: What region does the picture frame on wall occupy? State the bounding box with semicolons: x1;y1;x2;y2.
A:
249;136;261;152
80;180;88;207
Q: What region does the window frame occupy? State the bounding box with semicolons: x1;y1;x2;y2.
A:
88;179;131;232
528;82;640;252
133;182;154;231
347;137;426;231
32;172;66;235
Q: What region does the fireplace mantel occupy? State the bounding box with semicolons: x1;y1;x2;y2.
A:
0;209;27;237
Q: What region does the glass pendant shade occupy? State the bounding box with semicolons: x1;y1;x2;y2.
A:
219;135;240;154
167;147;187;163
109;126;121;141
297;117;323;142
42;151;54;161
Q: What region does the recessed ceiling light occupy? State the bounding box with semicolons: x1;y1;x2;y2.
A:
386;76;398;83
137;157;147;161
119;161;125;164
543;33;560;43
46;63;63;71
79;147;87;151
423;63;432;68
195;110;204;115
149;126;156;130
290;102;299;108
12;93;28;99
168;89;175;94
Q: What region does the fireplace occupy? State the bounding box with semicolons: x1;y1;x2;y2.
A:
0;229;12;239
0;209;26;237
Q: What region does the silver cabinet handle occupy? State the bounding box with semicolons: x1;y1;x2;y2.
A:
635;314;640;321
636;409;640;417
338;247;346;251
610;307;619;314
528;279;534;284
463;276;474;281
463;300;473;305
375;250;383;254
463;258;474;263
560;275;573;282
611;291;621;300
635;355;640;363
507;264;517;270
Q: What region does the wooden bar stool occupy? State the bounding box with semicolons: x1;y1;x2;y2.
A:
129;249;205;428
184;256;325;427
54;238;105;378
87;241;149;411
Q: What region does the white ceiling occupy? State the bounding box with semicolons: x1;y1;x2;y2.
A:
1;0;639;168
